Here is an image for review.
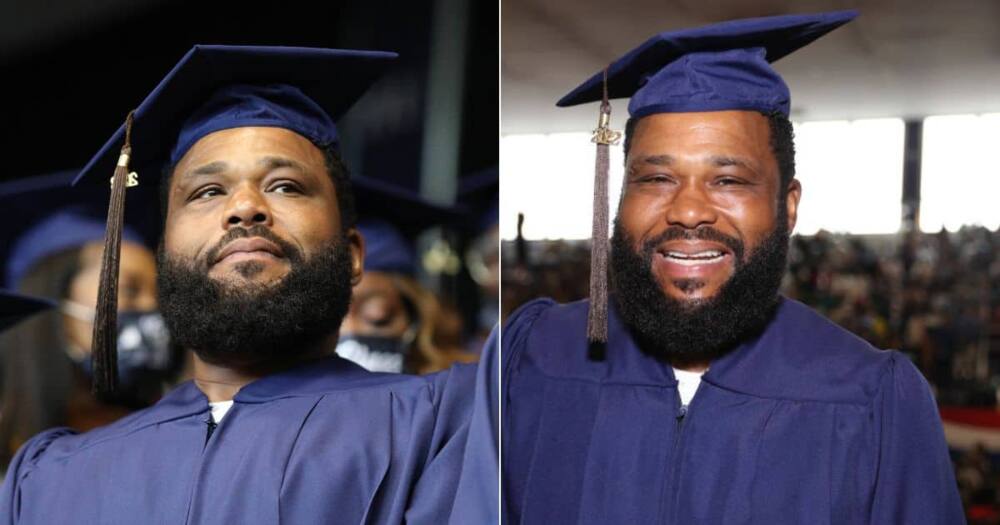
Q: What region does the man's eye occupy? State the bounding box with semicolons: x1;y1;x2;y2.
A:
192;187;223;200
636;174;672;184
716;177;745;186
271;182;302;194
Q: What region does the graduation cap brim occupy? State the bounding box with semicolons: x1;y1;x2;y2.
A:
556;10;857;108
0;171;161;244
73;45;397;188
0;290;55;332
0;171;161;288
456;166;498;234
352;175;461;238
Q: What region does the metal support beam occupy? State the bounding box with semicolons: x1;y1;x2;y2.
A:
419;0;469;206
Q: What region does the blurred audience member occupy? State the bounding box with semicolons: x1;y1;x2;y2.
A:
335;176;480;373
0;174;182;469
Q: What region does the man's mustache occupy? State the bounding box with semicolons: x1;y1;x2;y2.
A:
203;225;303;268
640;226;745;263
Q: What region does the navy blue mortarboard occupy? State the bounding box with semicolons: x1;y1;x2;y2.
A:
457;167;499;234
358;220;416;275
557;10;857;352
557;10;857;117
352;176;459;276
71;45;396;394
0;171;155;290
74;45;397;187
0;290;54;333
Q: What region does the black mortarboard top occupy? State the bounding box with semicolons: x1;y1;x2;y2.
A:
556;11;857;354
72;45;397;394
0;290;54;333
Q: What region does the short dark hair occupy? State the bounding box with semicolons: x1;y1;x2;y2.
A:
158;144;358;231
622;110;796;195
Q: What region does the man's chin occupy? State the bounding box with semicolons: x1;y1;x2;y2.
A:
209;261;290;285
656;276;726;304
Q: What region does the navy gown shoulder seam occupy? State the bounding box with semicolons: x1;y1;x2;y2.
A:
237;375;433;404
501;297;556;389
746;401;782;517
28;409;209;463
699;377;873;407
276;395;324;496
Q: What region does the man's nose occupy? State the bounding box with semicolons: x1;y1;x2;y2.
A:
664;183;718;229
222;185;272;229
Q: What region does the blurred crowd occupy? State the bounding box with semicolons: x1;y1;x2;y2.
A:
503;225;1000;523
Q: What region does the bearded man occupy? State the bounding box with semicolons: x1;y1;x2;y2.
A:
2;45;495;524
502;12;962;524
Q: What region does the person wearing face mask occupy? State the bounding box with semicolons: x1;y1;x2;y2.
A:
0;172;181;469
337;178;476;374
454;167;499;354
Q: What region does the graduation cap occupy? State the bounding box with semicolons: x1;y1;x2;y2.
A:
0;290;54;333
457;166;499;235
73;45;397;394
0;171;156;290
556;11;857;354
352;175;460;276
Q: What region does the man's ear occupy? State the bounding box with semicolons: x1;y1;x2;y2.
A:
785;178;802;233
346;227;365;286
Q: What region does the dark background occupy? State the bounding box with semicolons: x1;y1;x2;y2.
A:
0;0;497;193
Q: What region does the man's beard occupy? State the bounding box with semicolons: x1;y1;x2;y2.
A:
609;216;790;364
156;225;354;368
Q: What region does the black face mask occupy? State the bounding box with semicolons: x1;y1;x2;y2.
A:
63;302;178;407
336;330;416;374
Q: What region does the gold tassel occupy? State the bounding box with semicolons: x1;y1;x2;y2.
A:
588;69;621;360
91;111;138;396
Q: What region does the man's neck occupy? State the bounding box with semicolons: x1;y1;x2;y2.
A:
672;360;710;373
191;334;339;402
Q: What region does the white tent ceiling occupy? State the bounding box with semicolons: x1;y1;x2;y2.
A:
502;0;1000;133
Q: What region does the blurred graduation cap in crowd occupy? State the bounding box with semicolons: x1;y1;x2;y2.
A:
556;10;858;352
73;44;397;393
0;290;54;333
456;167;498;236
352;175;460;276
455;167;499;300
0;171;158;291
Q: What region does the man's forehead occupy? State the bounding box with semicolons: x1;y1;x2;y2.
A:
179;157;312;181
635;110;771;135
171;127;325;182
629;111;773;163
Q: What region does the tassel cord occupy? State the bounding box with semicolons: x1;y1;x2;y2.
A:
91;111;136;395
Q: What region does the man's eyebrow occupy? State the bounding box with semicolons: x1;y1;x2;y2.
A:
182;161;229;180
635;154;675;166
710;155;759;174
258;156;309;175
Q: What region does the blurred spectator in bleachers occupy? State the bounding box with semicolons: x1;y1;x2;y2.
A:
456;168;499;354
337;177;476;374
0;173;182;469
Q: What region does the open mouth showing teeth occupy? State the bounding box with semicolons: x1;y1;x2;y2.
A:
660;250;726;265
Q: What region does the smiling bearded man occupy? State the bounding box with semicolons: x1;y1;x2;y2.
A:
501;11;963;525
1;46;496;525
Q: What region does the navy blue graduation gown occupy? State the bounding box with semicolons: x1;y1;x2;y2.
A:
502;297;963;524
2;341;497;524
